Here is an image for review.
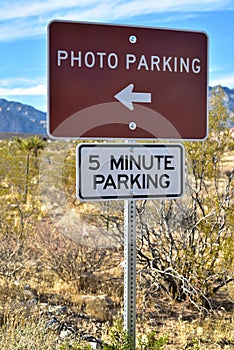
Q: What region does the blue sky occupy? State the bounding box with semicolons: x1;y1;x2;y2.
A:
0;0;234;112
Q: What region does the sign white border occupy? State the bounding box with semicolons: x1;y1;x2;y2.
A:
76;143;185;201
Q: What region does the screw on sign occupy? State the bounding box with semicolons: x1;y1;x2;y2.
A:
48;21;208;140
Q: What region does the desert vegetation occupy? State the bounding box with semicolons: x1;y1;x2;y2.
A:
0;87;233;349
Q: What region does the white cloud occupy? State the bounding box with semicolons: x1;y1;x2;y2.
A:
109;0;232;18
0;0;233;41
1;0;231;20
0;0;97;20
0;0;106;40
0;84;46;96
210;74;234;88
0;77;46;95
45;0;234;23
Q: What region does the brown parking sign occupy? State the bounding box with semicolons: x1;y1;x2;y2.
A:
47;21;208;140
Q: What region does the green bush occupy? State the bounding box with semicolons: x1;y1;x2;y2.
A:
59;342;93;350
103;319;169;350
103;319;133;350
138;331;169;350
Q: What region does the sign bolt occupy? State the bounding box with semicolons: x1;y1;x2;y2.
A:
129;122;137;130
129;35;137;44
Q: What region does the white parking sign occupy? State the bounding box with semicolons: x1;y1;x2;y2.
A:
76;143;184;201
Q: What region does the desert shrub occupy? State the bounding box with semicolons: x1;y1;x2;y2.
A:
0;193;41;283
102;319;169;350
0;137;46;283
35;219;123;295
135;87;234;308
103;319;133;349
138;331;169;350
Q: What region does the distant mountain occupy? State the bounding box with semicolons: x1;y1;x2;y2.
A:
0;86;233;135
0;99;46;135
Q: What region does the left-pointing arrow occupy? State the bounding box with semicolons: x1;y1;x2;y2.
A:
114;84;152;111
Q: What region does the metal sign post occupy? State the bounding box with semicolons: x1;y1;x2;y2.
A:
124;199;136;349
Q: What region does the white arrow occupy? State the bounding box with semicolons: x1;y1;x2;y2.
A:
114;83;151;111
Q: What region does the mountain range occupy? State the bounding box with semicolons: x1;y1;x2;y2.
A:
0;98;46;135
0;86;233;135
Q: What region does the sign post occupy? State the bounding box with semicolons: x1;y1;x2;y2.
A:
124;199;136;348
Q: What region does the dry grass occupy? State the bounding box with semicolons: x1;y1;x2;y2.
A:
0;307;59;350
0;298;233;349
162;314;234;349
0;274;232;348
133;283;234;349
